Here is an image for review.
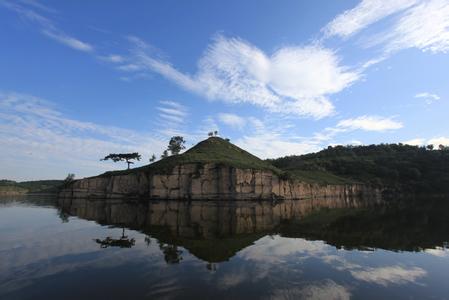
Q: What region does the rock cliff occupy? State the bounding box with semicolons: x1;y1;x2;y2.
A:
59;163;381;200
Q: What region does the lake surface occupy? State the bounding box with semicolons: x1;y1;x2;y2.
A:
1;196;448;299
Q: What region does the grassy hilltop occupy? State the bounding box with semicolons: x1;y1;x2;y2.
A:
102;137;282;177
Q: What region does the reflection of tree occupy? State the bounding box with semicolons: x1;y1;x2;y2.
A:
144;235;152;246
94;227;135;248
158;241;183;264
206;262;217;272
58;209;69;223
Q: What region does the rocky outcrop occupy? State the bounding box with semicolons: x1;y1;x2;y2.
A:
59;163;381;200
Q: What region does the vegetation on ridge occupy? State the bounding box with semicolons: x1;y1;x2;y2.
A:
270;143;449;193
102;137;281;176
0;179;64;194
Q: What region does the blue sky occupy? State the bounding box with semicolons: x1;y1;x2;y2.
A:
1;0;449;180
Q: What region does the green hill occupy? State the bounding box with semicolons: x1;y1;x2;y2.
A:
0;179;64;194
102;137;282;177
269;144;449;193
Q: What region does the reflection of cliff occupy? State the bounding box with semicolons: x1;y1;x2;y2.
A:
280;198;449;252
58;196;380;262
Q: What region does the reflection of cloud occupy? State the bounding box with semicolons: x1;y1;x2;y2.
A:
425;247;449;257
269;280;351;300
323;255;427;286
239;236;330;263
350;266;427;286
217;269;249;289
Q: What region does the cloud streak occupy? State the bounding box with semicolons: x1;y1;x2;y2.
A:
121;35;359;119
325;0;449;55
336;115;403;132
1;1;93;52
324;0;417;38
0;92;166;180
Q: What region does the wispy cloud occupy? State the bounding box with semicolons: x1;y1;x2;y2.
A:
323;0;417;38
0;92;166;180
218;113;246;129
119;35;359;119
336;115;403;131
415;92;441;104
383;0;449;53
350;266;427;286
156;100;188;125
1;1;93;52
98;54;125;63
325;0;449;55
270;280;351;300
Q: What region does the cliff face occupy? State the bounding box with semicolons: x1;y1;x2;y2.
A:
60;163;381;200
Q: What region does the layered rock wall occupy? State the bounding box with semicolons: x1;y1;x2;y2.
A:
59;163;380;200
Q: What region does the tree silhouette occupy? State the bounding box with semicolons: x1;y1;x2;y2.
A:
149;154;156;162
167;136;186;155
62;173;75;187
158;242;183;264
101;153;141;169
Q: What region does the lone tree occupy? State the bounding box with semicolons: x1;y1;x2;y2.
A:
167;136;186;155
161;150;169;159
101;153;141;169
149;154;156;162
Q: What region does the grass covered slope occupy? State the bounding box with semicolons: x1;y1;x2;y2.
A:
102;137;282;177
270;144;449;193
0;179;64;194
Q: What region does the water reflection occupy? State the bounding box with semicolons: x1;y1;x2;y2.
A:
58;197;381;263
1;196;449;299
94;228;136;248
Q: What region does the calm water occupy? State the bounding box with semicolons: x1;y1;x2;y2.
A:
0;196;448;300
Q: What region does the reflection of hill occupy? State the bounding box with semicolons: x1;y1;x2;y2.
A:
280;198;449;252
58;197;379;262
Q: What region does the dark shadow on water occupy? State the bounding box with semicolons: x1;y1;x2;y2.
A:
56;196;449;263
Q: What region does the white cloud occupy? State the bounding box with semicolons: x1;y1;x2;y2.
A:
0;92;166;180
218;113;246;129
428;136;449;146
235;134;320;159
99;54;125;63
403;138;426;145
42;30;93;52
156;100;188;125
325;0;449;55
123;35;359;119
2;1;93;52
415;92;441;104
323;0;417;38
350;266;427;286
336;115;403;131
384;0;449;53
403;137;449;146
